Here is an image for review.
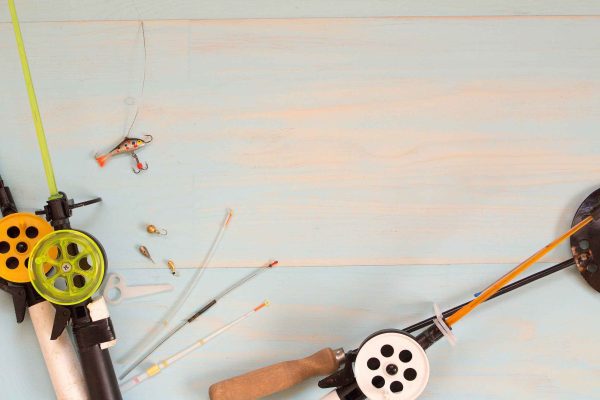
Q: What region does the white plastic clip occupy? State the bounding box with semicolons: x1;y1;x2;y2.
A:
103;273;173;305
433;303;457;346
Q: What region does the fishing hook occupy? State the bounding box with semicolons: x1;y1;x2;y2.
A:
132;153;148;174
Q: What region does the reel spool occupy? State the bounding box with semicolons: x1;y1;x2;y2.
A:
354;330;429;400
0;213;54;283
571;188;600;293
29;230;106;305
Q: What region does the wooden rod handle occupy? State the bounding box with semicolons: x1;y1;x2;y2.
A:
209;348;341;400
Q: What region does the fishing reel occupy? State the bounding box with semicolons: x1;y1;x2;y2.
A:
210;188;600;400
571;187;600;293
320;330;430;400
28;191;106;305
29;229;106;306
0;212;54;284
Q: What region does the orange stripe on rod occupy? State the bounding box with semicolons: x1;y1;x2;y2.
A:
446;215;593;327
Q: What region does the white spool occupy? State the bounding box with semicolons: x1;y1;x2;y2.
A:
354;332;430;400
29;301;90;400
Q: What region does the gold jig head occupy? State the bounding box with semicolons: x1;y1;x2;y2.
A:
147;224;168;235
167;260;177;276
139;245;155;264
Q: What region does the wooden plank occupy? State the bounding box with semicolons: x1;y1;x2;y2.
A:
2;1;600;22
1;17;600;268
0;264;597;399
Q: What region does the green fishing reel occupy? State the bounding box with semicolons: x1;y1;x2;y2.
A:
29;230;106;305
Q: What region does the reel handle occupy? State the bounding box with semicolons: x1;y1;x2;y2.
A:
29;301;90;400
209;348;343;400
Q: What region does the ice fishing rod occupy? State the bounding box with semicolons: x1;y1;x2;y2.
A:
0;175;89;399
8;1;122;399
121;300;270;392
209;189;600;400
118;209;235;371
120;260;278;379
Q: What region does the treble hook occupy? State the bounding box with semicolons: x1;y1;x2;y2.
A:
141;134;153;144
132;152;148;174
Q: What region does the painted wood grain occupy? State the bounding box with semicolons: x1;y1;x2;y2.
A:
2;17;600;268
2;1;600;22
2;12;600;400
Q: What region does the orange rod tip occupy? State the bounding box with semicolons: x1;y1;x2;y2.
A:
268;260;279;268
254;300;270;311
225;209;234;226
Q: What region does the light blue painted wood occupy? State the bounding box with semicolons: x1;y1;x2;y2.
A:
2;17;600;268
2;1;600;22
1;9;599;400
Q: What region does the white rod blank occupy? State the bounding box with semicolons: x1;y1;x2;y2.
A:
121;301;269;392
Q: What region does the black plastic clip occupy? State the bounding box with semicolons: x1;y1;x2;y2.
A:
73;318;116;350
318;349;357;389
36;192;101;229
0;280;26;323
50;305;72;340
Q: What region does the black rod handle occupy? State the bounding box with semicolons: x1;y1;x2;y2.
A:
78;346;122;400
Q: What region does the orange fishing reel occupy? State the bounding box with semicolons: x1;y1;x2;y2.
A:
0;212;54;283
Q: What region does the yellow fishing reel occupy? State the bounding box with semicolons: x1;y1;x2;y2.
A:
0;213;54;283
29;230;106;305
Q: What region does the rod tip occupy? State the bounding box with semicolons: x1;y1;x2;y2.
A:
254;300;270;311
225;209;234;225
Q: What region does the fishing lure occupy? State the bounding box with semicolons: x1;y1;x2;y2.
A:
138;245;155;264
167;260;178;276
146;224;167;235
95;135;153;173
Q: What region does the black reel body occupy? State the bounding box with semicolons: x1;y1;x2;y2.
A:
571;188;600;292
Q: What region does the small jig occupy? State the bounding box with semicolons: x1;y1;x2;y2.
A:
95;135;153;173
167;260;177;276
147;224;168;236
139;245;155;264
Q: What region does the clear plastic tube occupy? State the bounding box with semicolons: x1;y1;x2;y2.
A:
118;209;233;370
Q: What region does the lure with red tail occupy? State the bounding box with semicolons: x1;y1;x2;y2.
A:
95;135;153;173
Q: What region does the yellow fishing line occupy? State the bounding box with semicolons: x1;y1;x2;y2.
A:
8;0;60;199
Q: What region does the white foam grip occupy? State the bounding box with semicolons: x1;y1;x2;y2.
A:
29;301;90;400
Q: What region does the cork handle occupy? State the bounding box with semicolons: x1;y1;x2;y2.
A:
209;348;341;400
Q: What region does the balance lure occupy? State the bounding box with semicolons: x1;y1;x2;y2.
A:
95;135;153;171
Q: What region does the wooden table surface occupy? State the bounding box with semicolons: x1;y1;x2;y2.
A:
1;1;599;399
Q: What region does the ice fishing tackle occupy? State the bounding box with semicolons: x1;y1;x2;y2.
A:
95;135;153;173
209;191;600;400
132;153;148;174
166;260;177;276
8;0;122;397
146;224;167;235
138;245;155;263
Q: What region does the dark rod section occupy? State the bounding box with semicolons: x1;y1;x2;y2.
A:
78;347;123;400
0;175;17;216
404;258;575;333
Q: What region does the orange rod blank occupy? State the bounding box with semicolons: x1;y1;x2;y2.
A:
446;215;593;326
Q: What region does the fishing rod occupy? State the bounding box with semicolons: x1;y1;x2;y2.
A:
8;1;122;399
120;260;278;379
119;209;235;369
121;300;270;392
0;175;89;399
209;189;600;400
